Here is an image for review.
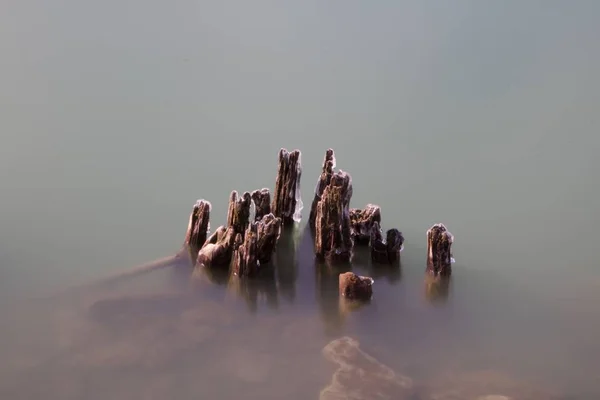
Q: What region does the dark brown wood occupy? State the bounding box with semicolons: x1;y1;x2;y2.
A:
338;271;374;300
272;148;303;226
314;170;354;263
227;190;252;236
232;213;282;277
251;188;271;221
370;222;404;264
196;225;237;268
309;149;336;229
350;204;381;245
426;223;454;277
183;199;211;258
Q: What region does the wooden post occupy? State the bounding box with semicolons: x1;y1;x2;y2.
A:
370;222;404;264
232;213;282;277
227;190;252;236
338;272;374;300
272;148;303;226
426;223;454;277
314;170;354;264
196;225;237;268
350;204;381;245
309;149;336;229
183;199;211;255
251;188;271;221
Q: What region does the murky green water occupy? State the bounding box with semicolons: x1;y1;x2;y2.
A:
1;1;599;398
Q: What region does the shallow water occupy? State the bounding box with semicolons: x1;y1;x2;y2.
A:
1;1;600;399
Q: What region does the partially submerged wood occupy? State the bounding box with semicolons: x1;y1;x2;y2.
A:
272;148;303;226
227;190;252;236
338;272;374;300
349;204;381;244
251;188;271;221
314;170;354;263
196;226;237;268
183;199;212;258
426;223;454;277
370;222;404;264
309;149;336;229
232;213;282;277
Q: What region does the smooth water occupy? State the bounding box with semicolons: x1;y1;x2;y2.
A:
1;1;599;399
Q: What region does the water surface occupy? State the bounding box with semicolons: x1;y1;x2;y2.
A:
1;1;599;398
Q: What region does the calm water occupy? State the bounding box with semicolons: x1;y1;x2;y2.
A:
1;1;599;399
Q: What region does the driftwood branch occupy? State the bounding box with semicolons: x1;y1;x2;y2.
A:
272;148;303;226
426;223;454;277
350;204;381;245
370;222;404;264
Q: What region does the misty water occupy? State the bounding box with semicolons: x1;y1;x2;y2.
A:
1;1;599;399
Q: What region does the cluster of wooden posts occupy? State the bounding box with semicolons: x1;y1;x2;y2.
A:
183;148;454;301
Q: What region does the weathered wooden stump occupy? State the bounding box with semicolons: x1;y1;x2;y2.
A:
370;222;404;264
227;190;252;236
272;148;303;226
251;188;271;221
183;199;211;258
349;204;381;244
254;213;282;265
309;149;336;229
338;272;374;300
314;170;354;263
196;226;237;268
426;223;454;277
232;213;282;277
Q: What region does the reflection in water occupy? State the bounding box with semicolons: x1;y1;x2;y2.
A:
275;225;300;303
424;275;451;304
353;245;402;285
315;262;352;337
227;266;279;313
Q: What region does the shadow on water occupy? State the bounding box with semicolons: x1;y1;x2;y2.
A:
352;245;403;285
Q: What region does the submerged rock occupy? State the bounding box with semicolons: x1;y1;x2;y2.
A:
320;336;414;400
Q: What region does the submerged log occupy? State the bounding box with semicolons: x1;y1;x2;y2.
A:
272;148;303;226
309;149;336;229
196;226;237;268
338;272;374;300
227;190;252;236
349;204;381;244
370;222;404;264
183;199;212;256
314;170;354;263
251;188;271;221
426;223;454;277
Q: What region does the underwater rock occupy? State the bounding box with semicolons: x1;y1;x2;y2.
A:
314;170;354;263
196;226;237;268
338;272;373;300
426;223;454;277
272;148;303;225
349;204;381;244
320;336;414;400
251;188;271;222
370;222;404;264
183;199;211;256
